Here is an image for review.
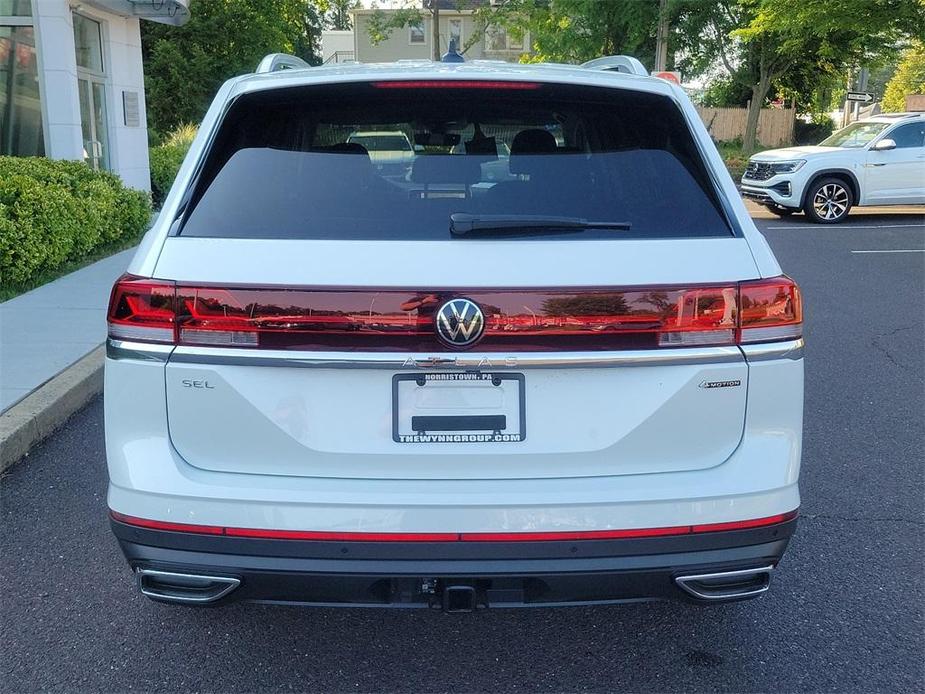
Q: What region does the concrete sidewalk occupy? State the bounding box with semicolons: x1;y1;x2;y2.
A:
0;248;135;412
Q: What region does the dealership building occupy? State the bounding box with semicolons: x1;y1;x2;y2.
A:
1;0;189;190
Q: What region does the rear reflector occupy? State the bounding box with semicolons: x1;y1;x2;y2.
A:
372;80;541;90
111;510;798;541
107;275;802;350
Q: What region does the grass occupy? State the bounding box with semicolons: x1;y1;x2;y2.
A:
0;228;146;303
715;141;753;182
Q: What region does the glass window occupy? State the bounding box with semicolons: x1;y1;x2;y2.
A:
0;0;32;16
820;121;890;148
409;22;424;44
886;122;925;149
73;14;103;73
0;25;44;156
487;26;507;51
508;31;524;51
180;83;732;241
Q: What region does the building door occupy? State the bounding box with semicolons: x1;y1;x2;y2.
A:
73;13;109;170
77;77;109;170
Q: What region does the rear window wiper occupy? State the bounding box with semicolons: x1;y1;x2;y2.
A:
449;213;632;237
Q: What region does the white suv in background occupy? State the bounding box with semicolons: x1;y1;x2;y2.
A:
105;54;804;610
741;113;925;223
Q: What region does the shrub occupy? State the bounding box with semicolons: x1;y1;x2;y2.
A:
149;123;198;206
794;116;835;145
0;157;151;288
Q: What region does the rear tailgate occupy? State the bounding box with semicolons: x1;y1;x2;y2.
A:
155;236;757;480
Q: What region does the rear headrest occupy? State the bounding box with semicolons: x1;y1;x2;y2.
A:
411;155;481;185
327;142;370;156
510;129;557;175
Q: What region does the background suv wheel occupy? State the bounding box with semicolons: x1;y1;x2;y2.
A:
804;177;853;224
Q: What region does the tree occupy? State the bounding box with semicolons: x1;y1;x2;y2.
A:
366;1;455;61
142;0;325;134
485;0;660;65
883;43;925;111
327;0;360;31
675;0;925;150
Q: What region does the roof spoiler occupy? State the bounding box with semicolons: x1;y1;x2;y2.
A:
255;53;310;74
580;55;648;77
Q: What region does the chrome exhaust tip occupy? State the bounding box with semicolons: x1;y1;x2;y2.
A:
136;568;240;604
675;565;774;601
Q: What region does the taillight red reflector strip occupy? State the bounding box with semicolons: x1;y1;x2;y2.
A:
690;512;797;533
111;510;797;542
372;80;541;90
110;511;224;535
459;526;691;542
223;527;459;542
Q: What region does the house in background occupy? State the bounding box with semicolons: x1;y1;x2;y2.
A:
351;1;529;64
0;0;189;190
321;29;354;65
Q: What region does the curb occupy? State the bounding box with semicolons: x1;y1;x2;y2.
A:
0;345;104;474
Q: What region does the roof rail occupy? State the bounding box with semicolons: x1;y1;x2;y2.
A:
580;55;648;77
255;53;310;74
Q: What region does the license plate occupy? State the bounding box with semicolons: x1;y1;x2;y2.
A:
392;372;526;444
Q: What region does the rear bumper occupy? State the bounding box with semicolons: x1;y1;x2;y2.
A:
112;515;797;608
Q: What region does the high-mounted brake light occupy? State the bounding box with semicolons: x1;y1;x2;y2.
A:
372;80;541;90
107;275;801;349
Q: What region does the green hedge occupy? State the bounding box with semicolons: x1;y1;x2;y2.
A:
0;157;151;289
149;123;197;206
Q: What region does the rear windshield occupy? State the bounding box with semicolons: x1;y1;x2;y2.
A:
180;81;732;240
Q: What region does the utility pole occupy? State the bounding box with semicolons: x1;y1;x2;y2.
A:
654;0;669;72
431;3;440;61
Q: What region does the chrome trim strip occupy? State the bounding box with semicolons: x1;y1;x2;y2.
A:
740;338;804;362
108;339;803;367
165;345;744;369
107;338;174;362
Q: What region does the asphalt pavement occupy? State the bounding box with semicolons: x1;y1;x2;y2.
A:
2;206;923;693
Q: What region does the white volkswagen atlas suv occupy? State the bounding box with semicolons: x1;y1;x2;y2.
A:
105;53;804;610
741;112;925;223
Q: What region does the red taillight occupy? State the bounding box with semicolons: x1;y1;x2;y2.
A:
372;80;541;90
106;277;801;349
738;276;802;343
107;274;176;343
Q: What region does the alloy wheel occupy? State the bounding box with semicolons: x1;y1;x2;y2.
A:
812;183;849;221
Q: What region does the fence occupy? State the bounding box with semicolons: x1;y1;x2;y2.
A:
695;106;796;147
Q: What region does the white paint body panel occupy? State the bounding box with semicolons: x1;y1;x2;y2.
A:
153;237;760;287
105;355;802;531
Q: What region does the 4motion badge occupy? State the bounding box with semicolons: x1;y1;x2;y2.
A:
699;379;742;389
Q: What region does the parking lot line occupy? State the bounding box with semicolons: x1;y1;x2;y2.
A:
766;223;925;230
850;249;925;254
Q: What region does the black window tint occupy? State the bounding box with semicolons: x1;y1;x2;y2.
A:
181;83;733;240
888;123;925;148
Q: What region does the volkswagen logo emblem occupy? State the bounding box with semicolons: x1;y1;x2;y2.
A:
435;298;485;348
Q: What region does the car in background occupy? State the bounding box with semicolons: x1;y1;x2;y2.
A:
346;130;415;176
741;112;925;223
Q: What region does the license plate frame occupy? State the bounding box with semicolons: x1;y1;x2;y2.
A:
392;372;526;444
